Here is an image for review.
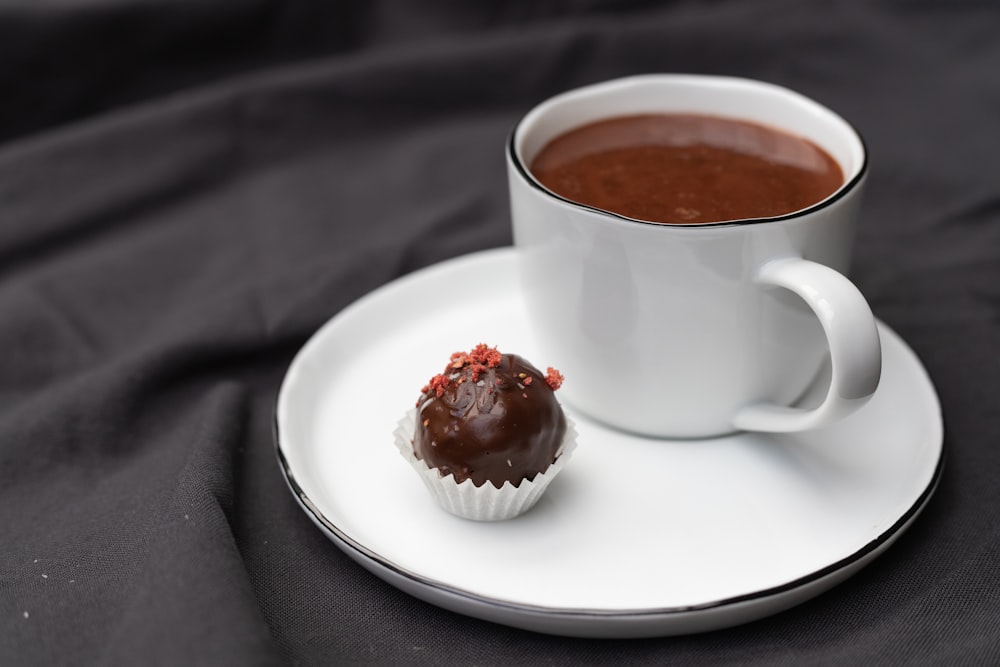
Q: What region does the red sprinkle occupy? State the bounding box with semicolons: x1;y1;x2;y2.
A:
545;367;564;391
420;345;563;403
468;343;502;368
441;344;502;382
424;374;451;397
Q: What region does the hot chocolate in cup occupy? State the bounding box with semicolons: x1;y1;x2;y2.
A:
508;74;881;438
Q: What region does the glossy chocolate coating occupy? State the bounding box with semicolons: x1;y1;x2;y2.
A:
414;354;566;489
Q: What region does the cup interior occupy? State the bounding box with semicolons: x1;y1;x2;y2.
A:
513;75;866;215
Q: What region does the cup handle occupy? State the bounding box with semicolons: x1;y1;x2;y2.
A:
732;257;882;433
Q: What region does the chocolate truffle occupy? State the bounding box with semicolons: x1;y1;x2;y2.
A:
414;344;566;489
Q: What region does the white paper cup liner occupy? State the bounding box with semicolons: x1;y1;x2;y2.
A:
394;408;577;521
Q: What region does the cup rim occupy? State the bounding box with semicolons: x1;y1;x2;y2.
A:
508;74;869;229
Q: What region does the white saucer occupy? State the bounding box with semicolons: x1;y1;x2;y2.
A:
274;248;943;638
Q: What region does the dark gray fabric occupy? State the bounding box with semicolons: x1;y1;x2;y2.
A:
2;1;998;664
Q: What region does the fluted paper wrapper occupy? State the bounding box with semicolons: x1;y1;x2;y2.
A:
394;408;577;521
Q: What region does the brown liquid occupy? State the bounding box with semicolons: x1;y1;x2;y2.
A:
529;114;844;224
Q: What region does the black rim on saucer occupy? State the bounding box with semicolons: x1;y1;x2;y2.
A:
272;399;943;624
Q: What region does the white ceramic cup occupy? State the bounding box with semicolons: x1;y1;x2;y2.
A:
508;74;881;438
